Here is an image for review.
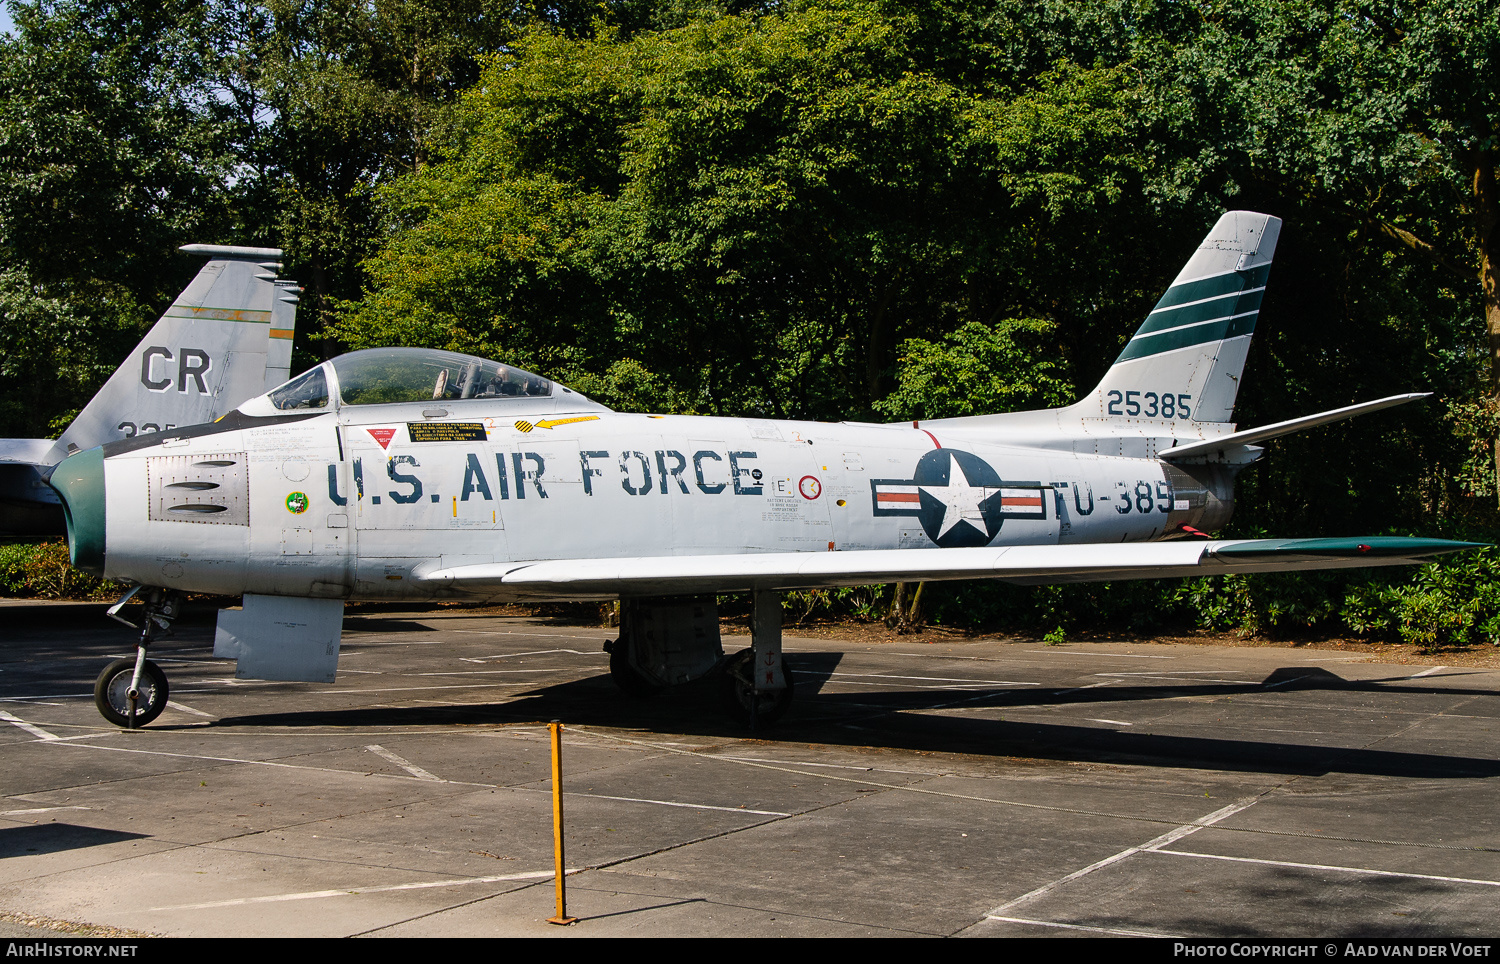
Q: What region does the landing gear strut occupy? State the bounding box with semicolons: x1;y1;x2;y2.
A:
94;587;180;728
719;590;793;729
602;592;796;728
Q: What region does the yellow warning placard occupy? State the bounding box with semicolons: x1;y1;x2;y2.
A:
406;422;488;443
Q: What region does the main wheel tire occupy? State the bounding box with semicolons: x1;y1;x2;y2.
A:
94;657;169;728
719;647;794;727
609;637;660;697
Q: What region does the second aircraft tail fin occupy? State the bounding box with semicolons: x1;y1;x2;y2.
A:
48;244;298;462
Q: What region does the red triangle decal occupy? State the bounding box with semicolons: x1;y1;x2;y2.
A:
367;427;397;449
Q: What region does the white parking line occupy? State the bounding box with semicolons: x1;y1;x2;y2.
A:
0;709;58;741
980;798;1258;920
365;744;444;782
149;870;559;911
985;915;1175;938
1;806;91;816
1152;849;1500;887
167;701;213;719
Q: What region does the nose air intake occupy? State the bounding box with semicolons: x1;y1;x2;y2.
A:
47;447;107;575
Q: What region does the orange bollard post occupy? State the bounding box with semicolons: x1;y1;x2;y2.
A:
546;720;577;925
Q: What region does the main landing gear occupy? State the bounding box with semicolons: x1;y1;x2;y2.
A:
94;587;180;728
606;591;795;729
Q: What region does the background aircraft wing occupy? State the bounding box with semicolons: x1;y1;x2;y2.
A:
417;536;1483;600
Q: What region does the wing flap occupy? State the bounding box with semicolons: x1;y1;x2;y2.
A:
416;537;1483;599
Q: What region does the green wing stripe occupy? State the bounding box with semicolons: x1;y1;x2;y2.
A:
1211;536;1488;560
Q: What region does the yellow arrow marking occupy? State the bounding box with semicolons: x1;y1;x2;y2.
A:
534;416;600;430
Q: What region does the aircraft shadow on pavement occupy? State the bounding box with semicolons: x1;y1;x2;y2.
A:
211;654;1500;781
0;823;149;859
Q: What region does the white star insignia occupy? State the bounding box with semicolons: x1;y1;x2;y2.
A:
919;458;994;539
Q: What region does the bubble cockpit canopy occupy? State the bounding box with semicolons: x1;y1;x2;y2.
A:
263;348;569;413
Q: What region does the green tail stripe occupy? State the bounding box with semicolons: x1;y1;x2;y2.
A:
1134;289;1265;337
1115;312;1258;362
1151;264;1271;312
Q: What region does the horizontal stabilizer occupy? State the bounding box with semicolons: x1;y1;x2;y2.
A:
1161;394;1429;462
417;536;1484;600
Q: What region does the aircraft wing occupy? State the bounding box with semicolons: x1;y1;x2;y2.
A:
417;536;1483;600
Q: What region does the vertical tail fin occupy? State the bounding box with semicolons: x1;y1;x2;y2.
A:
1082;211;1281;425
47;244;298;461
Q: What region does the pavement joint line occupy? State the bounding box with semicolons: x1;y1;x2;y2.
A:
1148;849;1500;886
43;738;495;787
324;683;532;694
0;710;59;741
1355;693;1486;755
545;790;790;817
569;726;1263;828
350;792;835;937
1103;670;1243;675
1100;674;1254;684
458;648;608;662
973;797;1262;924
1025;651;1176;659
718;756;922;773
446;631;611;640
417;669;575;676
559;882;945;937
1;685;267;701
980;915;1178;938
827;679;1017;691
829;672;1039;686
147;869;561;911
365;744;445;782
1052;680;1115;695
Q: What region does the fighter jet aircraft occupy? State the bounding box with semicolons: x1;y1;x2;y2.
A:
1;244;300;537
46;212;1483;728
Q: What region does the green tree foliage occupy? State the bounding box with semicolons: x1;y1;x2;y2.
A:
336;1;1146;416
0;0;250;437
874;318;1075;421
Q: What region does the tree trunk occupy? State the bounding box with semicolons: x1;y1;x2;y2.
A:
1472;147;1500;506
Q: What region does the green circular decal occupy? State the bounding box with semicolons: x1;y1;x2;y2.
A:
285;491;309;514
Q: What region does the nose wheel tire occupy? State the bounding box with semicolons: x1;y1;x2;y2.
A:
94;657;169;728
719;648;794;727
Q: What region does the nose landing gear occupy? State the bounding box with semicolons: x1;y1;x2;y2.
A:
94;587;180;728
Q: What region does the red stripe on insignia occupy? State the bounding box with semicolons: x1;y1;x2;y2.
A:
878;493;921;504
